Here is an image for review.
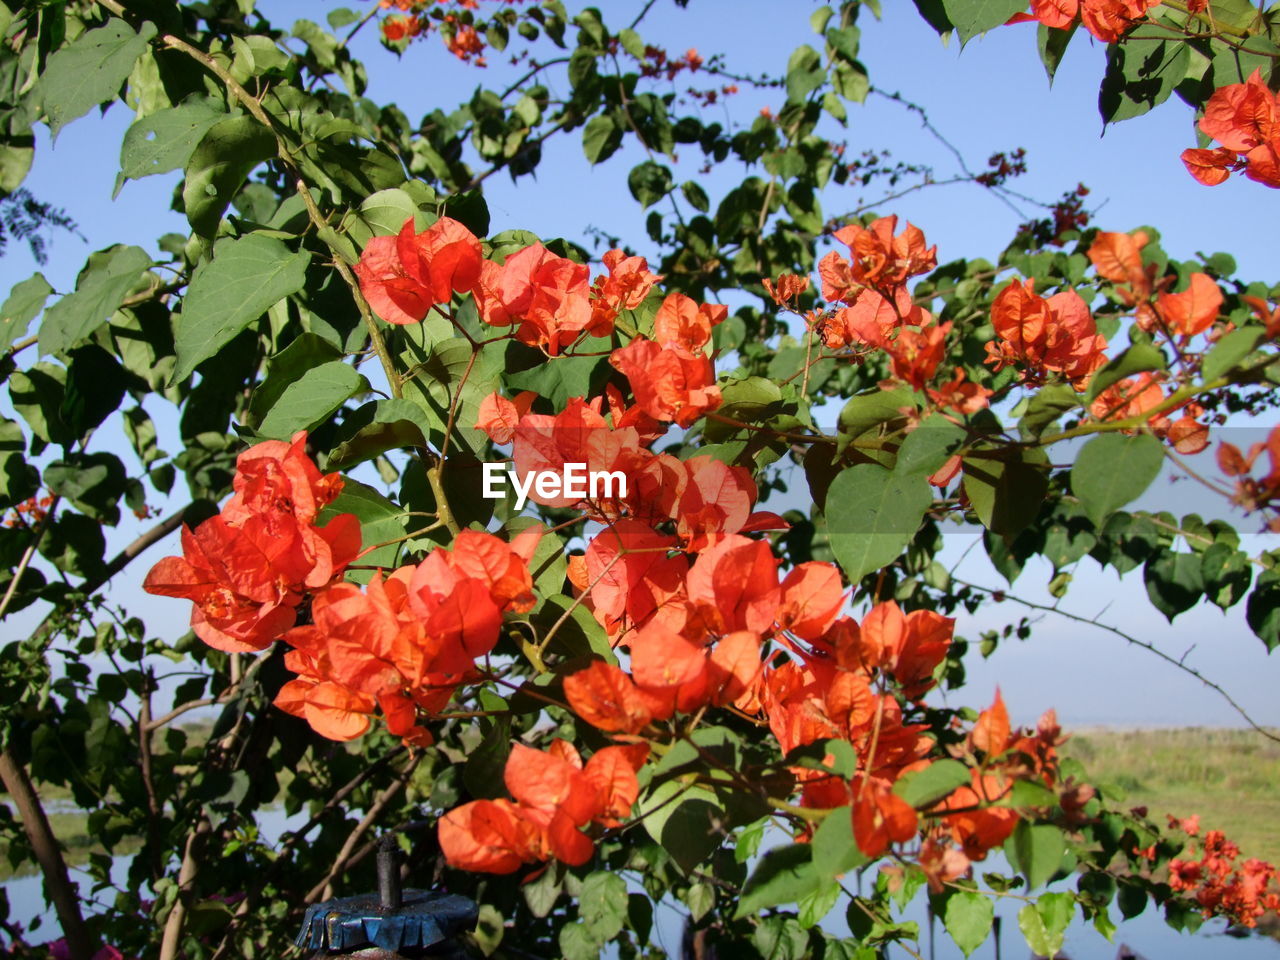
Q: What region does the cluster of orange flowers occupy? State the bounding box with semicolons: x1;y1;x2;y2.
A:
1010;0;1165;42
143;434;361;652
1;494;53;528
1217;425;1280;529
359;216;726;424
144;434;540;743
439;740;647;871
377;0;506;64
1182;70;1280;189
275;527;539;743
1167;818;1280;928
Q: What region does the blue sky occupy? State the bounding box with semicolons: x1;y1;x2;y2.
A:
2;0;1277;730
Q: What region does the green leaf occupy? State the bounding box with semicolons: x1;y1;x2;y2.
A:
1006;822;1067;892
183;115;276;237
897;416;967;477
462;718;510;800
580;872;627;943
617;27;645;59
685;881;715;923
557;923;598;960
1144;549;1205;621
826;464;932;583
735;844;820;919
627;161;673;208
174;234;311;382
797;881;841;929
353;187;421;242
582;114;621;165
0;273;53;353
505;342;607;407
1071;433;1163;525
894;759;969;809
328;399;427;470
37;19;157;139
1099;29;1191;124
681;180;710;213
1246;569;1280;652
1085;343;1167;403
962;447;1049;536
785;45;825;102
39;246;152;357
441;189;490;237
1200;542;1252;611
754;916;810;960
0;418;38;509
810;806;868;880
1037;22;1077;85
1018;892;1074;958
639;781;723;874
941;0;1027;44
8;363;73;446
1018;383;1081;440
1202;327;1264;382
44;453;127;524
61;345;125;437
255;361;368;440
837;385;915;445
319;479;405;572
117;98;226;190
248;333;343;426
944;890;994;957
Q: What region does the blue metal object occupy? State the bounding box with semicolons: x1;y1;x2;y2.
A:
296;835;478;957
295;888;478;954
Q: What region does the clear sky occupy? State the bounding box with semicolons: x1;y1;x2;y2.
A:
2;0;1277;731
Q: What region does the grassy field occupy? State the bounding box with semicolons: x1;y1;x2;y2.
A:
1063;726;1280;865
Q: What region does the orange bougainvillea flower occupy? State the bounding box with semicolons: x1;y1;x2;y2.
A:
1183;70;1280;188
474;390;537;445
652;292;727;352
777;562;845;641
886;321;951;390
1014;0;1159;42
1181;147;1240;187
595;249;662;312
564;660;666;734
970;689;1011;757
851;777;918;857
438;798;543;873
986;279;1108;388
942;772;1019;860
473;243;595;354
609;336;722;427
1156;272;1223;337
832;216;936;294
353;234;433;325
927;367;992;414
1088;230;1151;304
439;740;647;873
762;273;811;306
143;432;360;653
396;216;483;304
684;534;780;635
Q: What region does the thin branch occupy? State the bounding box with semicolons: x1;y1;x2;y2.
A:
304;754;422;904
954;578;1280;743
0;749;94;960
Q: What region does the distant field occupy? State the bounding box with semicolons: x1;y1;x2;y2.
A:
1062;726;1280;865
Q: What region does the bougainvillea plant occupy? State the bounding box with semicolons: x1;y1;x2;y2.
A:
1;2;1279;959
